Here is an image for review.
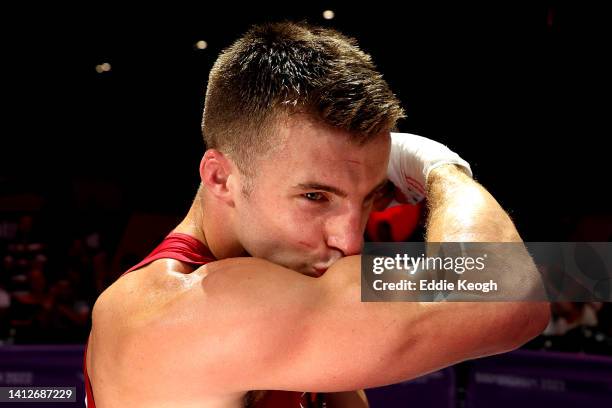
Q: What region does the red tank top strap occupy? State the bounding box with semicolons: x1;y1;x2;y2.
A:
121;232;216;276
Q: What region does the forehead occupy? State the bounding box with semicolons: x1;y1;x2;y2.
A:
262;115;391;186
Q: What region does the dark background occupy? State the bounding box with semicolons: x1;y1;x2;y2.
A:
3;2;609;227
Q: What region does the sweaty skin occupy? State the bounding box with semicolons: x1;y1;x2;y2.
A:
87;119;549;407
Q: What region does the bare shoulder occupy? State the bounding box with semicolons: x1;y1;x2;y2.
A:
88;259;251;405
90;257;261;351
87;258;281;398
94;261;179;322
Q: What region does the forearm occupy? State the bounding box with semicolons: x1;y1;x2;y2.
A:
419;164;550;352
426;164;521;242
319;150;549;385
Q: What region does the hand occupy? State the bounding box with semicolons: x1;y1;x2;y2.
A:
387;132;473;204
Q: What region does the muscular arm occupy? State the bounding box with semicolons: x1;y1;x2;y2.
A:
426;164;522;242
330;165;549;403
117;165;549;396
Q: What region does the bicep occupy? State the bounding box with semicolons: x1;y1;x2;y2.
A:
184;257;423;393
171;257;534;394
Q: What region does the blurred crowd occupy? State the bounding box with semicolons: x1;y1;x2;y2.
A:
0;214;108;343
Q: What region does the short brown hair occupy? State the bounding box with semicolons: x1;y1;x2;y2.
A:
202;21;405;179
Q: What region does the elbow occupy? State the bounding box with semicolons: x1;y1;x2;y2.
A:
522;302;552;341
503;302;551;351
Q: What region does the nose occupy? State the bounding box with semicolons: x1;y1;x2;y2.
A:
325;207;366;257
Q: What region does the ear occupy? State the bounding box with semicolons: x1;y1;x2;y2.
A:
199;149;238;206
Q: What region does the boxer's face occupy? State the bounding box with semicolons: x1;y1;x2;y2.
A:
232;116;391;277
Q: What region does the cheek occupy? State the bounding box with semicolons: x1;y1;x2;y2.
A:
266;199;325;243
286;204;327;246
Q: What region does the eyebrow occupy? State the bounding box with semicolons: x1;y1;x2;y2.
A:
294;179;389;199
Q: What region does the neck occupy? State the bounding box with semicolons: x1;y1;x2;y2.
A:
173;192;207;246
173;186;248;260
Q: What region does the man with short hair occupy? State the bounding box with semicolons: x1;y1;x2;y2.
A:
85;22;549;407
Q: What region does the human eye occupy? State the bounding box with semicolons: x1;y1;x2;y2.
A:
302;192;328;202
